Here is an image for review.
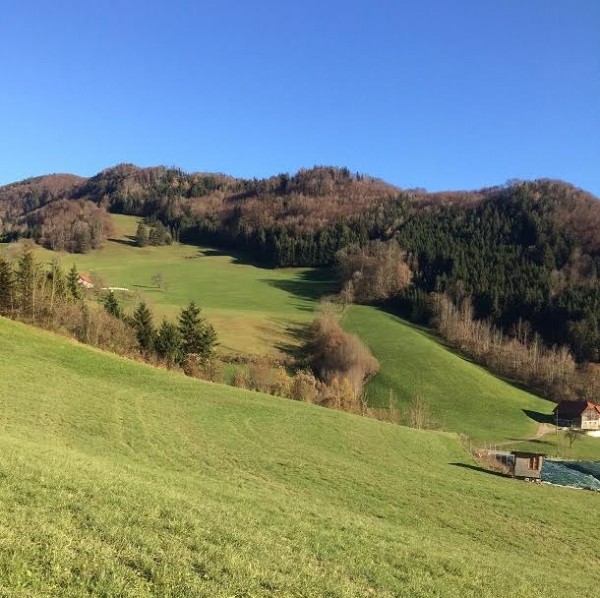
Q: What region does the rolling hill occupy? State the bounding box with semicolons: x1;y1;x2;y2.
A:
342;306;550;443
0;164;600;362
343;306;600;458
2;165;600;362
5;214;599;457
2;316;600;597
4;215;333;356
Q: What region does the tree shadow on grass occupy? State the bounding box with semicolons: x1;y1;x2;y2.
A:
449;462;509;479
197;247;261;266
505;437;554;446
522;409;555;424
109;235;137;247
273;321;311;361
261;269;336;309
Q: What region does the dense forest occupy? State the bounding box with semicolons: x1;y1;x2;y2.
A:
1;164;599;363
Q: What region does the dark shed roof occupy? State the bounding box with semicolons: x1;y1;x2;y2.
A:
511;451;546;458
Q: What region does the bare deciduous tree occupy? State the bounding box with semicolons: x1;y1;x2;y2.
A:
336;240;412;303
152;272;168;291
429;293;578;402
406;396;434;430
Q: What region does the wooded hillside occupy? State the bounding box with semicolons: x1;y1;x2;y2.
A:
1;165;599;361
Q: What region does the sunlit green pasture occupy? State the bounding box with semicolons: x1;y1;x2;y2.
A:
2;317;600;597
342;306;600;459
4;216;599;457
3;215;333;356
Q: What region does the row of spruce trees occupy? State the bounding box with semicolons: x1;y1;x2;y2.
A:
111;296;217;368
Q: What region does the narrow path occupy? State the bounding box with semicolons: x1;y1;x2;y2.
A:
492;423;556;448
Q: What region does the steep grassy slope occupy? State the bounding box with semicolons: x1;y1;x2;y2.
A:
4;215;333;356
342;306;562;444
1;317;600;597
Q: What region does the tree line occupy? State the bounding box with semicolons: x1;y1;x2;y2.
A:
333;241;600;403
0;250;217;368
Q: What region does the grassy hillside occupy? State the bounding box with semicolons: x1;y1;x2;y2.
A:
2;317;600;596
4;216;599;455
3;215;333;356
342;306;567;444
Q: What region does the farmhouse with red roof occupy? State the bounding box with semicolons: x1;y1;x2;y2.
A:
553;400;600;431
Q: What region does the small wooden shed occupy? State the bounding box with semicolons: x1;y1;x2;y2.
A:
510;451;545;481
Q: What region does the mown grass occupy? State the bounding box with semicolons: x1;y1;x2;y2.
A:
2;317;600;597
511;434;600;460
4;214;333;356
341;306;593;448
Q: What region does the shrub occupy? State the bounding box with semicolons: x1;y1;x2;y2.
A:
290;369;319;403
305;314;379;397
200;359;223;383
231;368;250;389
248;358;272;392
405;396;436;430
270;367;293;398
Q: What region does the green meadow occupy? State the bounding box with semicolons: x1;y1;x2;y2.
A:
4;216;599;456
342;306;600;459
2;316;600;597
7;215;333;356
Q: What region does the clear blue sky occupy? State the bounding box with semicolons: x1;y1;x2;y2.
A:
1;0;598;195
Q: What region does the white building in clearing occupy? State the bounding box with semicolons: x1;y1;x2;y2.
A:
77;273;94;289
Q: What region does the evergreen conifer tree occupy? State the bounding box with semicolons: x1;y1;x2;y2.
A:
102;291;122;319
67;265;82;300
200;321;218;357
49;258;67;310
0;255;14;315
132;301;155;354
15;250;36;317
73;226;92;253
155;318;182;367
148;226;159;246
178;300;217;362
136;223;148;247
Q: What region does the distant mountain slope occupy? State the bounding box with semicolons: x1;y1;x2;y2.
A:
2;316;600;596
2;164;598;261
2;164;598;262
1;165;599;361
0;173;84;221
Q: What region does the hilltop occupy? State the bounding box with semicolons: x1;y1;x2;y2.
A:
2;316;600;597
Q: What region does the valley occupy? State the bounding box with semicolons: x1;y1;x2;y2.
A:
2;187;600;597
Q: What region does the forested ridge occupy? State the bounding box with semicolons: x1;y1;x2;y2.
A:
1;164;600;362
